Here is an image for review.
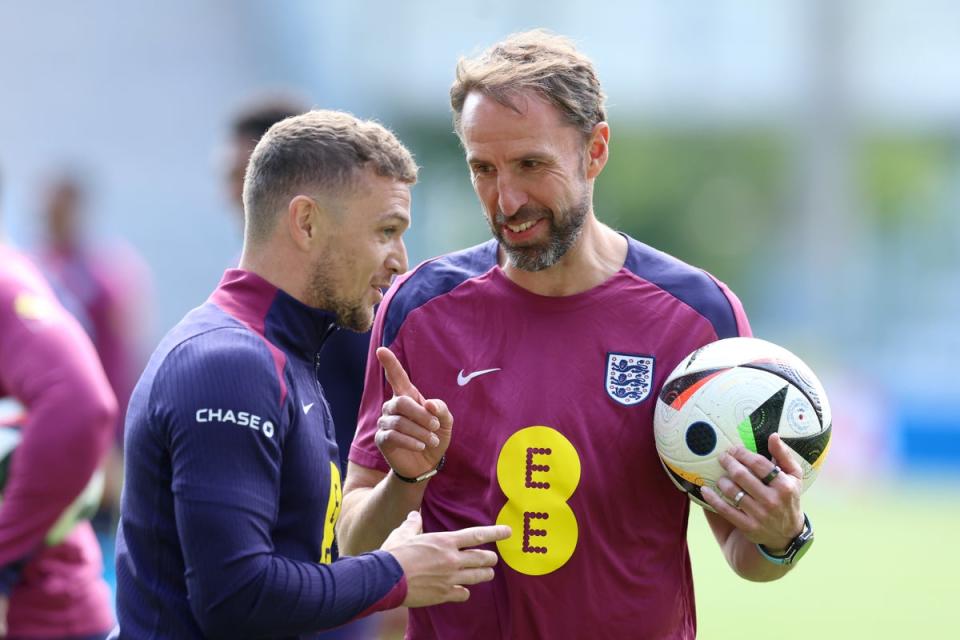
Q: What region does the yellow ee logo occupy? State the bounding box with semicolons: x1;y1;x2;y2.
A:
495;426;581;576
13;293;55;323
320;461;342;564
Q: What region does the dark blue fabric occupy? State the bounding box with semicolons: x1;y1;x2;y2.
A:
113;272;403;639
622;235;740;339
382;240;499;347
382;236;739;346
315;328;370;473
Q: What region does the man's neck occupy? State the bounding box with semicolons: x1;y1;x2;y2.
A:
238;242;309;305
500;217;627;297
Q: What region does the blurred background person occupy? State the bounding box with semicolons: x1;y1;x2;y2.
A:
34;172;152;533
0;170;117;640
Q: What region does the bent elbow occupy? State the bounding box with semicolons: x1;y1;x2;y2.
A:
69;389;118;451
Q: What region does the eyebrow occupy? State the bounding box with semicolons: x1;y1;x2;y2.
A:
379;211;411;227
467;151;553;165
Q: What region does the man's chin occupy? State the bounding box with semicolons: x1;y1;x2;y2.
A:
502;244;555;272
337;308;374;333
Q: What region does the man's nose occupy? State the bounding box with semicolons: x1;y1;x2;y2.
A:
497;175;528;217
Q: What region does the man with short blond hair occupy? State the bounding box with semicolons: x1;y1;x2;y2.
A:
224;95;374;487
341;31;814;638
113;110;509;639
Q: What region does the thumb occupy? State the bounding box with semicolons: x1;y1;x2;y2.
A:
400;510;423;534
382;511;424;552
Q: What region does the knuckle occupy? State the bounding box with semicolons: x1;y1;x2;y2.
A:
773;481;795;500
444;549;461;566
728;464;746;480
756;493;777;511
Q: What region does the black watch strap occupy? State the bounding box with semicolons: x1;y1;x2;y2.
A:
392;455;446;484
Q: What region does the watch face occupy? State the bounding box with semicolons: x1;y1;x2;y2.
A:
791;536;813;564
787;514;814;564
758;514;813;565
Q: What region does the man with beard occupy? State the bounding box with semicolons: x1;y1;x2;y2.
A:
340;31;814;639
223;96;373;477
112;110;510;639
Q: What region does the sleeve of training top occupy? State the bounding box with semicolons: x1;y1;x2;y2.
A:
154;332;405;637
0;265;116;595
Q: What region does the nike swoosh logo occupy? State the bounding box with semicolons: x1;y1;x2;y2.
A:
457;368;501;386
302;402;315;415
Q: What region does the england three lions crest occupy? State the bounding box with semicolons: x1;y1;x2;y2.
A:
606;353;655;406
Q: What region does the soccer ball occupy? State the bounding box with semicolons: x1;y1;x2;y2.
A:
653;337;831;510
0;423;104;545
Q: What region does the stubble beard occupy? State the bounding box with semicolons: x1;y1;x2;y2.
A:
307;254;373;333
489;191;591;272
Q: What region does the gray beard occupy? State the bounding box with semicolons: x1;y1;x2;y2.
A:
492;192;590;272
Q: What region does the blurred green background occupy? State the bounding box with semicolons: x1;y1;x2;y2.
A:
2;1;958;637
690;483;960;638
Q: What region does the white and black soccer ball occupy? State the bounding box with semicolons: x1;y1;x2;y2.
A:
653;337;832;510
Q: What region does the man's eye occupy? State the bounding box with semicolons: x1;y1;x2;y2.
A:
521;159;541;169
472;164;493;176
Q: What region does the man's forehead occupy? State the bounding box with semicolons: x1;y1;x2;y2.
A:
462;90;566;132
461;90;577;154
361;173;412;212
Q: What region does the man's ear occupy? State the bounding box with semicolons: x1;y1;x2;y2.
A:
585;121;610;180
286;194;329;251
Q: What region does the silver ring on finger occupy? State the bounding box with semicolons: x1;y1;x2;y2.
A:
732;489;746;509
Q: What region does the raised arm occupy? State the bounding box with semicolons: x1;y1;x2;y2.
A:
339;347;450;554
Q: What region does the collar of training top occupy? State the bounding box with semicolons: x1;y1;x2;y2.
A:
212;269;338;358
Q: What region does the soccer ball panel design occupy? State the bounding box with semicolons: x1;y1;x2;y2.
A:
653;338;831;510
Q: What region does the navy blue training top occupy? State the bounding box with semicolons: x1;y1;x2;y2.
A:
113;269;405;639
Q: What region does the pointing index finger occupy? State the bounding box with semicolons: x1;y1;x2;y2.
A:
377;346;425;404
450;524;512;549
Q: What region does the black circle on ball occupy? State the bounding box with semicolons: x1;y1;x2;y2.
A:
686;422;717;456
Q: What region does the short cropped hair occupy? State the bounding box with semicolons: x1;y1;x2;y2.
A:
450;29;607;139
243;110;418;242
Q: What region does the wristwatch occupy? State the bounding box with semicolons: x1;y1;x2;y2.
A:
392;456;446;484
756;513;814;566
